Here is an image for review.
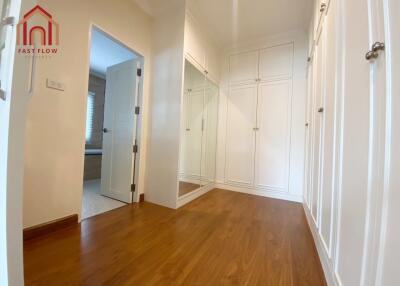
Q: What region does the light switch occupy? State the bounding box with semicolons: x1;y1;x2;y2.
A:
46;78;65;91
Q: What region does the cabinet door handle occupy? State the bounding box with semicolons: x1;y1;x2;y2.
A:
318;107;324;113
320;3;327;12
372;42;385;52
253;127;259;131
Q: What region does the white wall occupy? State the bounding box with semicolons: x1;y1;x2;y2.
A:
145;0;186;208
216;30;308;201
23;0;153;227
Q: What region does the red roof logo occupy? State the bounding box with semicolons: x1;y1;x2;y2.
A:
16;5;59;46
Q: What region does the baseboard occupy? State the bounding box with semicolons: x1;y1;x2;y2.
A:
177;183;215;208
303;203;341;286
139;193;145;203
215;183;303;203
23;214;78;241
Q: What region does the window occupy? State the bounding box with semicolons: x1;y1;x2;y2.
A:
85;92;95;143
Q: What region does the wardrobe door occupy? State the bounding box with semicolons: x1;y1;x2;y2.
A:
225;84;257;186
255;80;291;191
229;51;259;85
310;25;325;224
259;43;293;82
200;79;219;186
187;89;204;181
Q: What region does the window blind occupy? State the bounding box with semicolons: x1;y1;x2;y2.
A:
85;91;95;143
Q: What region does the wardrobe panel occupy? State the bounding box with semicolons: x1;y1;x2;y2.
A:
259;43;293;81
225;84;257;186
319;6;336;255
201;79;219;186
310;27;324;225
229;51;259;85
179;61;205;195
255;80;291;191
336;0;372;284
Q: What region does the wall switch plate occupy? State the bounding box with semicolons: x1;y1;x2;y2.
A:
46;78;65;91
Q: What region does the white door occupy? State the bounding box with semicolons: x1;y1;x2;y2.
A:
225;84;257;186
334;0;386;284
374;0;400;284
310;24;325;224
101;60;139;203
255;80;291;191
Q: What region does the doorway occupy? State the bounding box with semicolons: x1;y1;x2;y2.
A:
82;26;143;219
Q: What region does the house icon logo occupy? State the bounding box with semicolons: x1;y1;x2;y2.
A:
16;5;59;55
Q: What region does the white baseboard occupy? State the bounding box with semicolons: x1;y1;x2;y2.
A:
215;183;303;203
176;183;215;208
303;203;342;286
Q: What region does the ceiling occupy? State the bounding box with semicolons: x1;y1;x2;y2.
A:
134;0;313;48
90;28;137;76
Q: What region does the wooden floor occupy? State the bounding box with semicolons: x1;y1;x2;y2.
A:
24;189;326;286
178;181;200;197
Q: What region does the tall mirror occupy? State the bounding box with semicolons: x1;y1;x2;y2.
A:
200;78;219;187
179;60;219;197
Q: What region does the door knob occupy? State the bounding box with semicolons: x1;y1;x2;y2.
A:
372;42;385;52
366;42;385;61
103;128;110;133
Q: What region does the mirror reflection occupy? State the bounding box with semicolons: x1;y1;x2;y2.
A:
179;60;219;197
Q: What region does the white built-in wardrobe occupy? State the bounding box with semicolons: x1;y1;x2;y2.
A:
217;40;307;202
225;44;293;192
303;0;400;285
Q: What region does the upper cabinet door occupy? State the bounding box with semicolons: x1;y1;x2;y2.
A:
229;51;259;85
259;43;293;82
185;14;206;69
225;84;258;186
205;43;220;83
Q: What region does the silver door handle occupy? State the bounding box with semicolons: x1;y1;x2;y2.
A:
372;42;385;52
366;42;385;61
366;50;379;61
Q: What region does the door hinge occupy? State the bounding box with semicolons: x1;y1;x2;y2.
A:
135;106;140;115
137;68;142;77
133;144;138;153
131;184;136;192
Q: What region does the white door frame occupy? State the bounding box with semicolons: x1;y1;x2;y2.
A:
84;23;145;205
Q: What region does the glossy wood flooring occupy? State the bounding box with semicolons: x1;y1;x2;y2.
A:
24;189;326;286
